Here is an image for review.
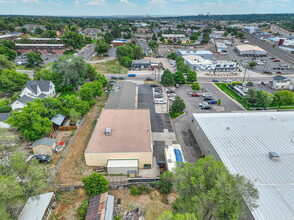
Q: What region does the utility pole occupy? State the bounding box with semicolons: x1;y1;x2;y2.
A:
242;65;247;82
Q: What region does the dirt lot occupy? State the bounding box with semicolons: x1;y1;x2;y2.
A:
92;59;128;74
111;189;175;220
50;189;87;220
54;93;108;184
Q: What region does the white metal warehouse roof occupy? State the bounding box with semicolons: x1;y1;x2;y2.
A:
192;112;294;220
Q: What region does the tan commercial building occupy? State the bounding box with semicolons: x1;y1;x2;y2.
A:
85;109;153;169
235;44;267;56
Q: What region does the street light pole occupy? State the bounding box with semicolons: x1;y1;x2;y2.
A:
242;65;247;82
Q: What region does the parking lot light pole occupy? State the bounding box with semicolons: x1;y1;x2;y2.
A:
242;65;247;82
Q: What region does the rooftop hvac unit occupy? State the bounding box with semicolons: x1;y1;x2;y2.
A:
269;152;280;160
105;128;112;136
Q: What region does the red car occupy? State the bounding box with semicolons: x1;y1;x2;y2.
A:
191;93;200;97
273;60;281;62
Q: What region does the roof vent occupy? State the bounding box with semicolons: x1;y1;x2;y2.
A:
226;127;230;130
271;116;277;120
105;128;112;136
269;152;280;160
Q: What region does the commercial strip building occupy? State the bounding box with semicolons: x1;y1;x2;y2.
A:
15;38;61;44
190;112;294;220
177;50;213;60
14;43;65;54
236;44;267;56
183;55;237;72
85;109;153;171
162;34;186;40
215;41;228;53
243;26;262;34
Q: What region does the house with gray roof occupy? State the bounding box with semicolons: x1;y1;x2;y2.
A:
0;113;11;128
269;75;293;90
31;137;56;155
11;79;55;110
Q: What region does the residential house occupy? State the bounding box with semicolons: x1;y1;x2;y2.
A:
31;137;56;155
11;80;55;110
0;113;10;128
269;75;293;90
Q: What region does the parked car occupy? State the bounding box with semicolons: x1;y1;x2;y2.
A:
212;79;219;82
201;105;212;110
223;79;232;83
269;57;275;59
146;77;154;81
154;94;164;98
151;84;159;87
198;102;208;107
191;93;201;97
169;97;176;101
168;93;176;97
207;100;218;104
118;77;126;80
34;154;52;164
128;74;136;77
111;76;118;80
154;99;166;104
204;96;214;100
273;60;280;62
276;71;284;74
166;89;175;94
202;93;211;97
263;71;274;74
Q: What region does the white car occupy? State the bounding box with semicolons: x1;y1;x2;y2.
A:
154;99;166;104
202;93;211;97
169;97;176;101
223;79;232;83
198;102;208;107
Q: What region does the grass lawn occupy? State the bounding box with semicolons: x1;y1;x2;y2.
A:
269;106;294;110
215;83;251;109
92;58;128;74
170;111;184;119
58;91;77;98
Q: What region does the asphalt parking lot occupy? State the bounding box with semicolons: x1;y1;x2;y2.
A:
137;84;173;132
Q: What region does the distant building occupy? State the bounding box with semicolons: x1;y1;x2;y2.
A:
235;44;267;56
31;137;56;155
215;41;228;52
177;50;213;60
162;34;186;40
0;34;17;40
0;113;10;128
83;28;101;36
269;75;293;90
243;26;262;34
85;109;153;169
131;59;151;69
18;192;55;220
14;43;66;54
112;39;128;47
15;38;61;44
23;24;46;32
183;55;237;72
209;31;225;39
85;192;114;220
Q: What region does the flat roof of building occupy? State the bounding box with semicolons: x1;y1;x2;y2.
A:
86;109;152;153
18;192;54;220
236;44;266;52
16;38;61;40
178;50;213;55
15;44;64;47
107;159;138;168
105;81;136;109
215;41;227;48
192;112;294;220
184;55;212;65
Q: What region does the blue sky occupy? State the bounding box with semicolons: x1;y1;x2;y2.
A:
0;0;293;16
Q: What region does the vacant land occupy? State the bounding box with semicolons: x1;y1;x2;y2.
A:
54;93;108;184
111;189;174;220
92;59;128;74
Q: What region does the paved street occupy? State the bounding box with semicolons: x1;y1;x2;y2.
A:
77;44;96;61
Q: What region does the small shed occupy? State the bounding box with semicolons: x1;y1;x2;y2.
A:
86;192;114;220
51;113;66;129
31;137;56;155
18;192;55;220
107;159;138;175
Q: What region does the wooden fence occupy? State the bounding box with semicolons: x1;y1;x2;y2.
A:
59;126;77;131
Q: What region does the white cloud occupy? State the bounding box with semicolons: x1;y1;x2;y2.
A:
0;0;16;3
171;0;188;2
150;0;167;4
120;0;130;3
48;0;62;6
84;0;105;5
21;0;40;2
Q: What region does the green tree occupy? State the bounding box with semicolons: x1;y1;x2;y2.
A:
244;90;273;108
38;97;62;118
58;95;91;116
152;34;158;41
167;52;178;60
186;70;197;82
95;38;109;55
18;37;32;44
104;32;113;44
79;81;102;101
26;52;43;67
34;27;44;35
217;99;222;105
158;211;197;220
0;69;29;93
249;62;257;69
6;102;53;141
191;83;200;91
0;54;15;72
82;173;109;197
40;30;57;38
173;71;186;84
273;90;294;108
120;56;132;68
0;46;16;61
148;40;159;50
111;27;121;38
96;73;107;87
158;171;174;194
62;31;85;51
161;69;175;86
86;63;97;81
69;108;81;124
172;156;259;220
53;55;87;90
116;44;134;59
170;96;186;113
0;40;15;49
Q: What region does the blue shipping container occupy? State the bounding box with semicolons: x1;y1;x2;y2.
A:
174;149;183;162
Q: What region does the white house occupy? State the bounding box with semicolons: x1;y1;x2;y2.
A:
0;113;10;128
12;80;55;110
269;75;293;90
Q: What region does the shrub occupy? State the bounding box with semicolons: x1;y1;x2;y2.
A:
0;105;12;113
82;173;109;197
78;199;89;220
130;185;151;195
